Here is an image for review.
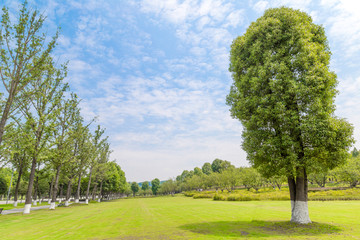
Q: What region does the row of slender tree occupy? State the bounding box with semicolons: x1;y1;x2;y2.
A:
0;2;127;213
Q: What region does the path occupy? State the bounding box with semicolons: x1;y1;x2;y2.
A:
1;205;50;215
1;202;74;215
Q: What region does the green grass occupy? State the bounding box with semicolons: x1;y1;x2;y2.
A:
1;196;360;239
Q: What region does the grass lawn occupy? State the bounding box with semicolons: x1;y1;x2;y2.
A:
1;196;360;239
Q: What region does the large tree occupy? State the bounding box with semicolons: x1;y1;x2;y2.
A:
0;1;59;146
227;7;353;224
19;58;67;214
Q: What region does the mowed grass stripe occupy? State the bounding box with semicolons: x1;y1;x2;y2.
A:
1;196;360;239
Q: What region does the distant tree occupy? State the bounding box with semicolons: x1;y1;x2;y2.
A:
220;168;240;192
124;183;132;197
151;178;160;195
180;170;190;181
211;159;233;173
308;170;329;188
220;160;234;172
193;167;203;176
334;157;360;188
201;162;212;175
208;172;221;192
227;7;354;223
351;148;359;158
211;159;223;173
131;182;139;197
267;175;287;190
141;181;149;191
159;179;177;195
241;168;263;191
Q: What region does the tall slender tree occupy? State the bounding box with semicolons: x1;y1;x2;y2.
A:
0;1;59;146
74;123;92;203
85;125;106;204
19;58;67;214
49;94;80;209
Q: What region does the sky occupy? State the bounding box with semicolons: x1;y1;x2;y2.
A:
2;0;360;182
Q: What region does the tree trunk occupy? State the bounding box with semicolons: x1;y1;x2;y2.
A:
13;158;24;207
0;82;17;145
33;175;39;205
50;165;61;210
59;184;63;203
85;166;93;204
65;178;72;206
48;176;54;204
92;183;97;200
24;156;37;214
98;180;103;202
75;173;82;203
288;167;311;224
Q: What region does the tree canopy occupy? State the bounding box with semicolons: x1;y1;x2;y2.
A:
227;7;354;224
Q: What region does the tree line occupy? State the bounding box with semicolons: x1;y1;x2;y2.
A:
128;150;360;198
0;2;127;213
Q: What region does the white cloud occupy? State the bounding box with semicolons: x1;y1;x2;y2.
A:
223;10;245;28
321;0;360;57
253;1;269;13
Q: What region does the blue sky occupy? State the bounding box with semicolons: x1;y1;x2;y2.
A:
3;0;360;182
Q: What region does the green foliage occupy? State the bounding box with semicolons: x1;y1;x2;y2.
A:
0;175;7;195
151;178;160;195
333;156;360;187
201;162;212;175
159;179;178;195
0;1;60;145
188;187;360;202
308;170;329;188
130;182;139;196
211;159;222;173
141;181;149;191
0;168;12;189
227;7;354;178
102;162;127;194
211;158;233;173
193;167;203;176
351;147;359;158
267;175;287;190
240;167;264;191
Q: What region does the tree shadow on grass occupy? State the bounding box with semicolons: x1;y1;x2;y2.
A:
179;220;342;238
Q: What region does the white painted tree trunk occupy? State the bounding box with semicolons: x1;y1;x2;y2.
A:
65;201;69;207
59;199;61;203
23;204;31;214
97;199;101;203
13;201;18;207
75;199;79;203
39;199;42;204
33;200;37;206
290;200;311;224
85;199;88;204
48;199;51;204
49;202;56;210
